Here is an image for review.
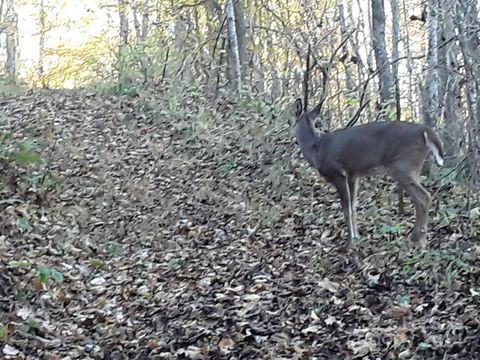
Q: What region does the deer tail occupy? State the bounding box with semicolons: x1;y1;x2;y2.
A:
423;129;444;166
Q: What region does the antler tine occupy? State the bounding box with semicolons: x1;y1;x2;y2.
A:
308;30;354;118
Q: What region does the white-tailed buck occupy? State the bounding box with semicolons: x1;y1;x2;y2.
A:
294;98;444;247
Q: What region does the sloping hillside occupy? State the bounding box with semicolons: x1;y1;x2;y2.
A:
0;90;478;359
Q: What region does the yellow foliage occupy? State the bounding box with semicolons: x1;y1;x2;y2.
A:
29;36;116;88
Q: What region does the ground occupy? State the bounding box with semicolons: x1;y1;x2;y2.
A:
0;89;479;359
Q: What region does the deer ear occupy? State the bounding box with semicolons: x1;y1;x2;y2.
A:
294;98;303;117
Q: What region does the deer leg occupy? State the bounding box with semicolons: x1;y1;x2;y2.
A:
333;175;355;243
348;176;360;239
396;176;432;247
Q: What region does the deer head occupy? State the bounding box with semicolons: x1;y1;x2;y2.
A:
293;98;444;247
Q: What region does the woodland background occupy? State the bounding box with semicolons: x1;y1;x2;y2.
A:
1;0;480;177
0;0;479;358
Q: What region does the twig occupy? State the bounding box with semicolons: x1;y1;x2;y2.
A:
310;29;355;116
0;198;24;205
430;154;469;197
302;44;311;111
346;79;372;128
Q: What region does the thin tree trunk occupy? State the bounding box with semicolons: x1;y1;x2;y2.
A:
38;0;46;87
281;48;290;96
390;0;401;120
132;5;141;39
226;0;242;91
204;0;223;95
371;0;394;113
254;54;265;94
132;1;150;84
268;35;280;99
422;0;439;127
117;0;129;87
339;1;354;118
455;0;480;185
439;1;461;158
354;0;372;123
233;0;246;81
402;0;416;121
4;1;18;83
141;0;149;42
118;0;129;49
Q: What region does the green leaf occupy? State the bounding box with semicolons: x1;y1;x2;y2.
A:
28;319;40;331
168;258;181;269
417;342;432;351
222;162;235;174
14;292;25;301
37;266;51;284
367;274;380;287
90;259;105;269
108;243;122;257
51;270;64;283
8;260;31;268
10;151;43;165
18;217;32;232
364;207;380;218
18;141;36;152
1;132;12;143
380;224;404;235
346;96;359;107
403;258;417;266
23;173;42;184
397;294;411;306
387;109;398;121
401;265;415;277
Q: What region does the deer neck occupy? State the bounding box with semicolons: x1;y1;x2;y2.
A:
295;116;323;168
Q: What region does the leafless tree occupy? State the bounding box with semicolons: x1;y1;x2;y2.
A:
0;0;18;83
38;0;47;87
371;0;394;114
390;0;401;120
422;0;439;127
226;0;242;90
454;0;480;186
438;1;461;158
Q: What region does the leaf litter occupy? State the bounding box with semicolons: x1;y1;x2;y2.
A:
0;89;479;359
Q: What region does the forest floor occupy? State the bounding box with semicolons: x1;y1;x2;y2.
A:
0;89;479;359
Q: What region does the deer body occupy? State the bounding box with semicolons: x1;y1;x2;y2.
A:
294;99;444;247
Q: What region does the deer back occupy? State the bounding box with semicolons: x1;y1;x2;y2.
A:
316;121;436;178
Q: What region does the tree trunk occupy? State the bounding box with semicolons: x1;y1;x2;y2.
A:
253;54;265;94
355;0;373;122
401;0;417;121
38;0;47;87
338;0;354;118
455;0;480;185
390;0;401;120
371;0;394;113
438;1;461;158
132;5;141;39
118;0;129;49
203;0;223;95
233;0;246;81
117;0;130;88
422;0;439;127
226;0;242;91
141;0;149;42
267;34;280;99
132;1;150;84
3;0;18;83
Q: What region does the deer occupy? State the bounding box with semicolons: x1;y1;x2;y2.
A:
293;98;444;248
